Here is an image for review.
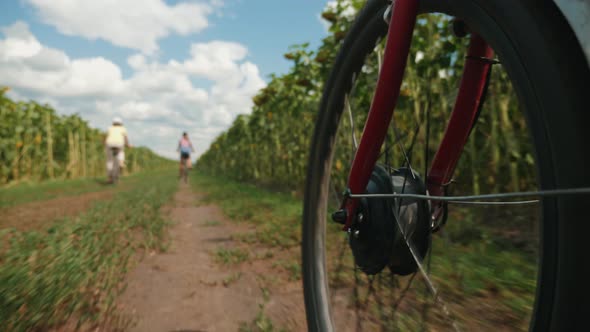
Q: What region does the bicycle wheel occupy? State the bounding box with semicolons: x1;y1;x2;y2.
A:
112;158;119;184
302;0;590;331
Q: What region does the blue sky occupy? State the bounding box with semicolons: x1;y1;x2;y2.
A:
0;0;334;158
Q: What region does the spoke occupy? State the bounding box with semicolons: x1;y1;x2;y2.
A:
390;95;430;181
392;96;433;239
421;222;435;331
391;272;417;312
377;129;409;161
385;132;391;176
330;182;342;209
391;202;462;332
405;123;422;166
376;43;384;73
363;275;377;308
354;266;362;332
448;199;539;205
394;123;424;220
344;70;359;166
376;273;388;331
348;187;590;202
424;99;431;180
330;233;350;300
345;93;359;151
392;125;418;179
420;290;430;332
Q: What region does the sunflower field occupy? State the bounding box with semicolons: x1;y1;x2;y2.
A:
197;0;536;196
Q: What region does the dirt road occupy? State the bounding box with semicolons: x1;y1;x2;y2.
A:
119;182;306;332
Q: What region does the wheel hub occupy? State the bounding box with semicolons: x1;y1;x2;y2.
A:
349;165;431;275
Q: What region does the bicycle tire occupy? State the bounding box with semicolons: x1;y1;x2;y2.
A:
111;149;120;184
302;0;590;331
112;158;119;184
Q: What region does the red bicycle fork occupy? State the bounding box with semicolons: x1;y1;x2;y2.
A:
340;0;494;230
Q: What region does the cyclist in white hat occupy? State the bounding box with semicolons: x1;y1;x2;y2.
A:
104;117;131;183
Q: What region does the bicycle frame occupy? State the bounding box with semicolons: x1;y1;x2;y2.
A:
341;0;494;230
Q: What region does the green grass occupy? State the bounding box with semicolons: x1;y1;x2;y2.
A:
272;259;301;281
214;247;250;265
0;172;153;209
255;250;275;260
203;219;221;227
238;287;287;332
238;303;287;332
429;233;536;319
0;169;177;331
0;177;105;209
191;173;301;250
222;272;243;287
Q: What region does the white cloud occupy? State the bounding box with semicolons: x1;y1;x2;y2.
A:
118;101;169;121
127;54;146;70
184;41;249;81
24;47;69;71
0;22;124;96
24;0;216;54
0;21;265;159
0;21;42;58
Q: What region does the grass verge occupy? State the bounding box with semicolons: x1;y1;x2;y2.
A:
192;172;302;284
191;173;301;250
0;172;152;210
0;169;177;331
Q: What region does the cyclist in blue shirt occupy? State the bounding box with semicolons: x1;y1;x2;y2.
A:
177;132;195;177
